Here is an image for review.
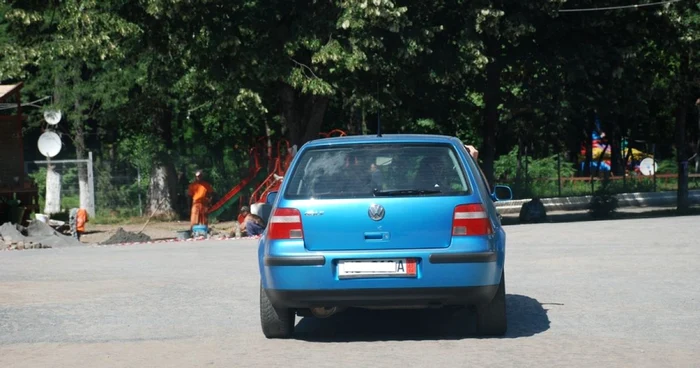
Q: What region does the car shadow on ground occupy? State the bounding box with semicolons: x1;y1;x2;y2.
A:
293;294;551;342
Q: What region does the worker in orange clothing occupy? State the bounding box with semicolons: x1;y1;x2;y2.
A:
187;170;215;231
75;208;89;241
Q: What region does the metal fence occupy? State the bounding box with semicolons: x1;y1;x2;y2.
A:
25;160;147;219
23;142;700;219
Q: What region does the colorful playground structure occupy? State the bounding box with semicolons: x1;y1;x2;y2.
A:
206;129;348;224
578;116;653;175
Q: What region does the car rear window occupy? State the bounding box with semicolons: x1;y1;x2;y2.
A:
283;143;471;199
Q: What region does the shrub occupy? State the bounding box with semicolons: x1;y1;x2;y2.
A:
588;176;619;219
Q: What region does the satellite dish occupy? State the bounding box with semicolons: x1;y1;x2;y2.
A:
639;157;657;176
44;110;62;125
37;131;62;158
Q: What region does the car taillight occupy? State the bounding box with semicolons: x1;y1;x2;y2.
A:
268;208;304;240
452;204;493;236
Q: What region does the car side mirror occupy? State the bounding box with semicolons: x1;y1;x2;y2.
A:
492;185;513;201
265;191;278;205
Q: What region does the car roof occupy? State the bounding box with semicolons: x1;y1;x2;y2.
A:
303;134;463;148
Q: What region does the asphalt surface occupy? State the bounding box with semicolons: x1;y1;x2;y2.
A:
1;216;699;367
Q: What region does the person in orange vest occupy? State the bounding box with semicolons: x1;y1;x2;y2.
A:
187;170;215;231
75;208;89;240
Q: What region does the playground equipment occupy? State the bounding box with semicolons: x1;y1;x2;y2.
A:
319;129;349;138
207;129;348;224
578;116;653;175
206;145;266;219
249;139;293;205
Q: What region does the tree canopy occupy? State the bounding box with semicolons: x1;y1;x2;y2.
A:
1;0;698;218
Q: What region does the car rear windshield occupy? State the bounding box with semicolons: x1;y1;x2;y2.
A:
283;143;471;199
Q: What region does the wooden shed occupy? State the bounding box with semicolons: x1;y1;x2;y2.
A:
0;82;39;224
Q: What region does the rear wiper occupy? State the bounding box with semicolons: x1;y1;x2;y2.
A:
373;188;442;196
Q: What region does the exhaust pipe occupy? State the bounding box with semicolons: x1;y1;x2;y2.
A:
310;306;338;318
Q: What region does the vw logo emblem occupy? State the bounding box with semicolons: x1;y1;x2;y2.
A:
368;203;385;221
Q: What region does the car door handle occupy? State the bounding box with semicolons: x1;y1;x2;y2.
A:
364;232;390;241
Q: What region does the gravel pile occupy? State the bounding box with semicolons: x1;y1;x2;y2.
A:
0;222;25;247
0;221;82;250
25;220;83;248
100;228;152;245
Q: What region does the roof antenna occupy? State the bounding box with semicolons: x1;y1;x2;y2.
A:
376;81;382;137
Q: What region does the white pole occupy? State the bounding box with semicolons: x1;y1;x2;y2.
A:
87;151;95;217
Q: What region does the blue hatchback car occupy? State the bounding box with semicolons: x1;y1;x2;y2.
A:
257;134;513;338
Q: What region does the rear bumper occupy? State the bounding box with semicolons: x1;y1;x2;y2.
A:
263;251;497;266
259;248;504;308
265;285;499;308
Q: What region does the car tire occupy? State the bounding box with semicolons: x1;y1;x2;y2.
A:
259;283;295;339
475;270;507;336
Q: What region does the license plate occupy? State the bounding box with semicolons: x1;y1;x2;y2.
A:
337;259;417;279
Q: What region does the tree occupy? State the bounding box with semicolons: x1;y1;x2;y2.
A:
1;0;141;217
664;1;700;211
3;0;698;219
466;1;565;186
144;0;415;147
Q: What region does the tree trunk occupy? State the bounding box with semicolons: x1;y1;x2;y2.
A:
279;83;330;147
584;112;594;177
148;104;178;219
346;106;357;135
482;40;502;187
265;120;274;173
73;99;95;217
148;163;178;219
44;162;62;215
361;108;367;135
676;104;689;212
676;47;691;213
610;123;622;176
303;95;330;143
516;137;524;189
696;101;700;173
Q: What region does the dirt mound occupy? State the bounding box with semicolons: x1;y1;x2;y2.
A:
101;228;152;245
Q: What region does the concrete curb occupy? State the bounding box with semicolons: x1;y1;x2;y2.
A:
494;190;700;214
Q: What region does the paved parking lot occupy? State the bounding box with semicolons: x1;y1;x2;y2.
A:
1;216;699;367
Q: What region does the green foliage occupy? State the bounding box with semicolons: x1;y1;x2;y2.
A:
528;154;576;180
117;134;162;174
494;146;575;181
657;159;679;175
493;147;519;181
28;166;80;211
28;168;46;200
589;176;620;219
398;118;446;135
2;0;699;219
0;3;11;46
61;196;80;210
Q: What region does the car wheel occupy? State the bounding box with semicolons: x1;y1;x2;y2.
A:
475;270;507;336
259;283;295;338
